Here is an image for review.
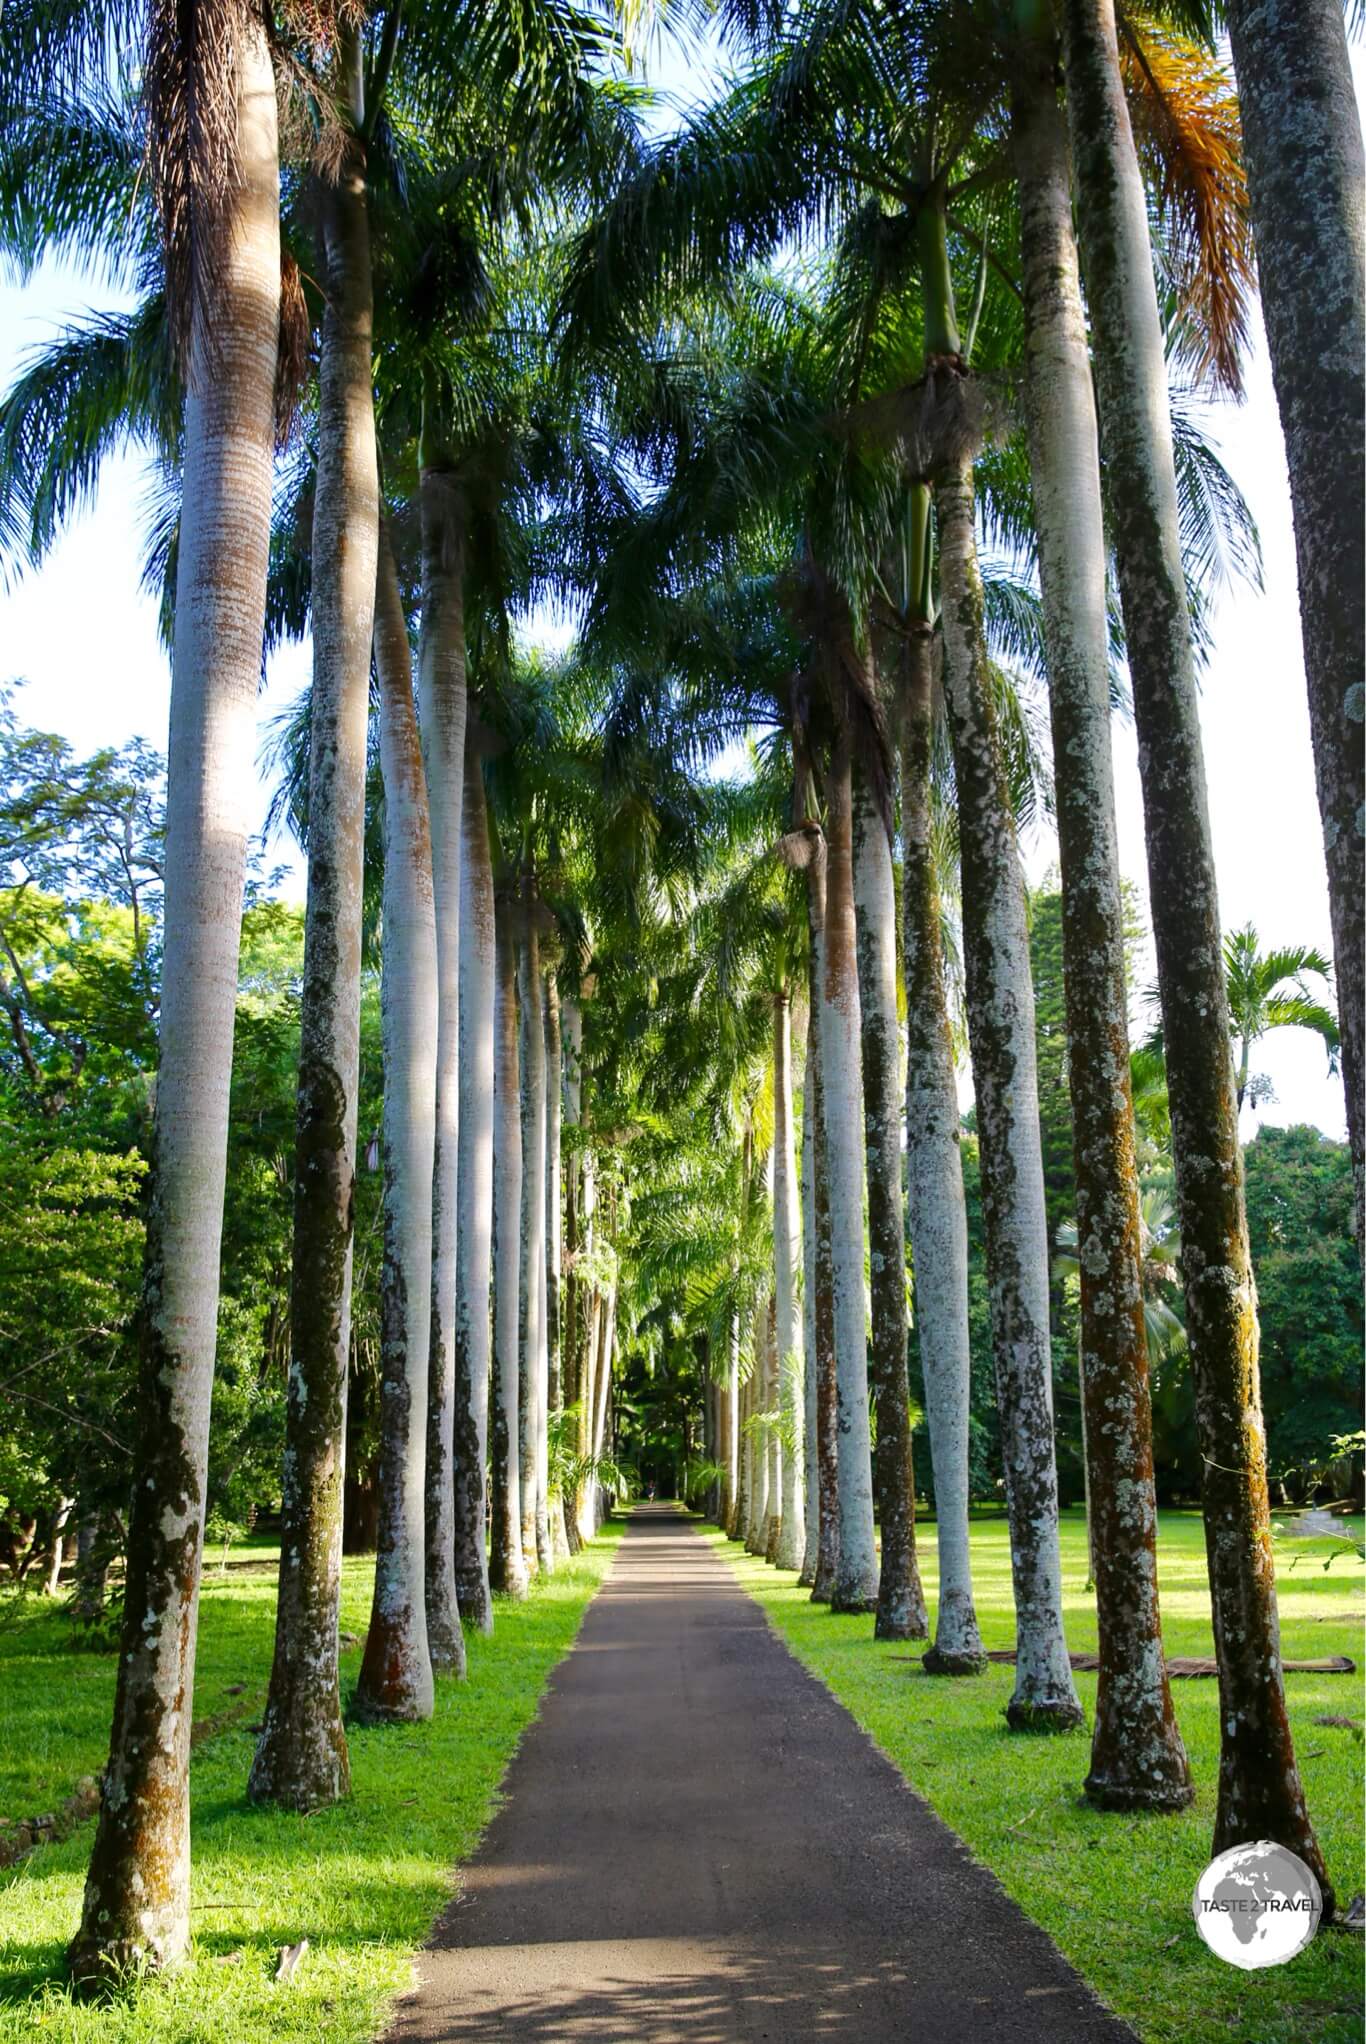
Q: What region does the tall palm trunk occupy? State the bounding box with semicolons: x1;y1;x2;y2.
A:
1063;0;1327;1886
418;460;467;1672
544;968;570;1557
489;897;528;1597
453;737;494;1632
1013;36;1189;1807
723;1305;741;1536
1223;0;1364;1257
764;1291;782;1562
69;24;280;1983
252;30;377;1809
937;443;1082;1731
517;894;548;1572
852;762;927;1640
802;829;840;1603
798;1058;820;1583
734;1358;752;1544
591;1277;615;1478
747;1274;771;1554
898;582;985;1675
354;529;440;1721
822;733;879;1613
561;995;585;1553
773;990;806;1569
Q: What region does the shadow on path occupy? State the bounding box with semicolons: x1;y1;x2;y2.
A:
388;1506;1134;2042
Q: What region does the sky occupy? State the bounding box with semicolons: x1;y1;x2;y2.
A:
0;32;1357;1147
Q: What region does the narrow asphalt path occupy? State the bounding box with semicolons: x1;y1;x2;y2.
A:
388;1505;1134;2042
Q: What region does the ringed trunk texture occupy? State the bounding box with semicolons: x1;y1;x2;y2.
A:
798;1056;819;1583
354;529;441;1721
453;739;494;1632
1223;0;1364;1259
898;619;985;1675
773;991;806;1570
1014;47;1190;1807
805;836;840;1605
1064;0;1328;1891
69;24;280;1984
489;900;528;1598
252;53;377;1809
418;470;468;1674
822;735;879;1614
852;764;927;1641
517;901;548;1573
936;442;1082;1732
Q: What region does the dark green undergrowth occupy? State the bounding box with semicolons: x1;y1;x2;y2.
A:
710;1509;1364;2044
0;1522;622;2042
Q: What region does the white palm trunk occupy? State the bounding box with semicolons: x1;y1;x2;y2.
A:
1014;41;1189;1806
821;737;879;1612
937;449;1081;1728
490;900;528;1597
544;969;570;1560
561;995;587;1549
453;738;494;1632
418;470;467;1671
798;1060;819;1583
252;24;377;1808
899;618;985;1674
70;23;280;1980
764;1290;782;1562
590;1278;616;1528
355;530;441;1720
773;991;806;1569
517;905;548;1571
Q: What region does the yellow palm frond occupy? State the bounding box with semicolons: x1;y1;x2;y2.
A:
1119;10;1256;397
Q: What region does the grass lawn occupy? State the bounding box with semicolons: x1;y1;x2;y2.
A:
709;1507;1364;2044
0;1521;623;2042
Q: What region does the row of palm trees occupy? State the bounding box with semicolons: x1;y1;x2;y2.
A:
0;0;1358;1988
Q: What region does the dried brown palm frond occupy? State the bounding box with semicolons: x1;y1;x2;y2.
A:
1118;9;1255;398
274;246;311;444
840;363;994;485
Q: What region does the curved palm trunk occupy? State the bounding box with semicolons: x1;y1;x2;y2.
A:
354;529;440;1722
252;36;377;1809
1063;0;1327;1885
517;899;548;1573
418;467;467;1673
489;899;528;1597
852;764;927;1640
544;969;570;1559
1223;0;1364;1258
453;739;494;1633
937;445;1082;1731
1014;42;1189;1807
899;608;985;1675
823;734;879;1613
69;25;280;1983
798;1059;820;1583
773;990;806;1569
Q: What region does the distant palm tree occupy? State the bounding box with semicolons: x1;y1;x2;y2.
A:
1222;924;1339;1114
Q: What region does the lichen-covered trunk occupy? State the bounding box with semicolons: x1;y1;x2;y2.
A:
517;901;548;1573
252;54;377;1807
544;969;569;1558
937;446;1082;1731
773;990;806;1569
1064;0;1327;1884
822;735;879;1614
805;840;840;1604
416;460;468;1672
69;25;280;1984
489;901;528;1598
453;741;494;1632
899;619;985;1675
798;1058;820;1584
1014;48;1189;1805
852;765;927;1640
354;532;440;1722
1224;0;1364;1260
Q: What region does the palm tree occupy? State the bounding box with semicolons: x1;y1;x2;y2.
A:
1222;924;1339;1114
489;873;530;1597
1221;0;1364;1260
771;983;806;1570
1062;0;1329;1894
353;524;441;1722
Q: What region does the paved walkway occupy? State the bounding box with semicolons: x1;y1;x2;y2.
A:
388;1505;1133;2042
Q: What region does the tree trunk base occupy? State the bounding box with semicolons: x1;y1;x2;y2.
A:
922;1644;988;1676
1083;1768;1196;1814
875;1606;930;1642
1005;1695;1087;1734
829;1592;879;1616
351;1691;434;1727
68;1929;184;1995
764;1515;781;1564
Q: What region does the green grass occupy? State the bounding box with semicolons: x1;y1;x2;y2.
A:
709;1508;1364;2044
0;1523;623;2042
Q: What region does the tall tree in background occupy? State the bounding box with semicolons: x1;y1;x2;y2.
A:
69;4;283;1983
1221;0;1364;1258
1063;0;1328;1892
